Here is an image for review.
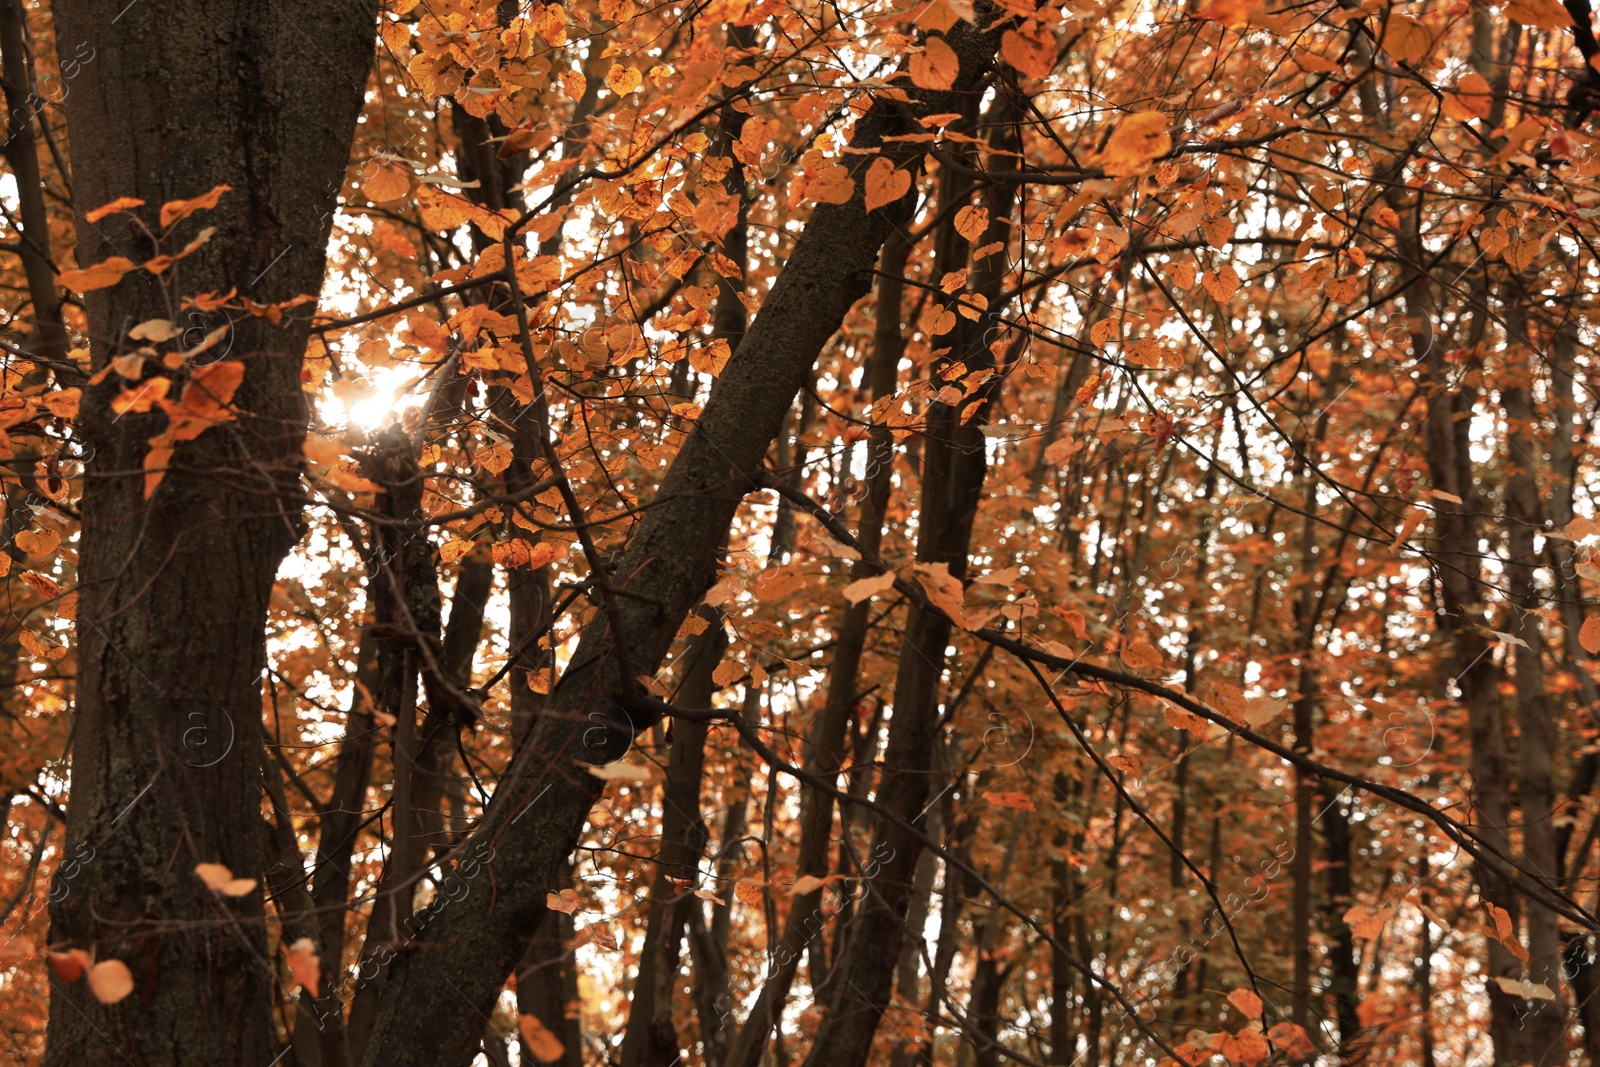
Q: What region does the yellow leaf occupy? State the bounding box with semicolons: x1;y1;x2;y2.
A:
863;157;912;213
908;35;959;90
1100;111;1171;177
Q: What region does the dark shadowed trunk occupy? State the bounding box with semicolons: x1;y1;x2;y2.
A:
45;2;378;1064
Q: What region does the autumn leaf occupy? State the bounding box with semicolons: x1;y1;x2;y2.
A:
518;1014;566;1062
362;164;411;203
1266;1022;1316;1058
1100;111;1171;177
546;889;582;914
734;881;764;905
1504;0;1573;31
87;959;135;1004
808;164;856;205
112;377;172;415
1343;904;1393;941
159;183;231;229
1119;641;1162;670
1379;14;1435;62
58;255;136;292
84;195;145;223
285;938;320;997
14;528;60;557
1580;616;1600;655
1227;987;1264;1020
982;790;1035;811
908;36;959;90
954;205;989;244
605;64;642;96
842;570;896;605
863;157;912;213
1001;20;1056;80
194;862;258;897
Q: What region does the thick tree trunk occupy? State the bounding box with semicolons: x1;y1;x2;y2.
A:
45;3;377;1064
358;18;1003;1066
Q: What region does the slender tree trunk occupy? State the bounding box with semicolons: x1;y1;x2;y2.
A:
45;2;378;1063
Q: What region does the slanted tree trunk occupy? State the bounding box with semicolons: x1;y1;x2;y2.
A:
358;17;1004;1065
45;3;379;1064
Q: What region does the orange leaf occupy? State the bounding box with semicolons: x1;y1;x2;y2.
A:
285;937;321;997
605;64;642;96
954;205;989;243
908;35;959;90
160;183;231;229
545;889;582;915
1100;111;1171;177
58;256;136;293
194;861;258;897
982;790;1035;811
1378;14;1434;62
810;164;856;205
112;377;172;415
863;157;912;213
47;949;91;982
84;196;145;223
1001;20;1056;80
519;1014;566;1062
1266;1022;1316;1058
362;164;410;203
1580;616;1600;655
144;445;175;499
1120;641;1162;670
843;570;896;605
1504;0;1572;31
88;958;135;1004
1228;987;1264;1020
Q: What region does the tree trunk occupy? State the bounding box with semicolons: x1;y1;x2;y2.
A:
358;19;1003;1066
45;2;378;1063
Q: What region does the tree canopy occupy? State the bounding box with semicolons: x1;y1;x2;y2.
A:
3;0;1600;1065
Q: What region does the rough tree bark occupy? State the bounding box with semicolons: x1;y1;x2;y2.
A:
44;2;379;1064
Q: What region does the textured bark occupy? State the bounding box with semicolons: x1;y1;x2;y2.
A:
619;610;727;1067
358;17;1004;1066
1503;337;1566;1065
44;2;378;1064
